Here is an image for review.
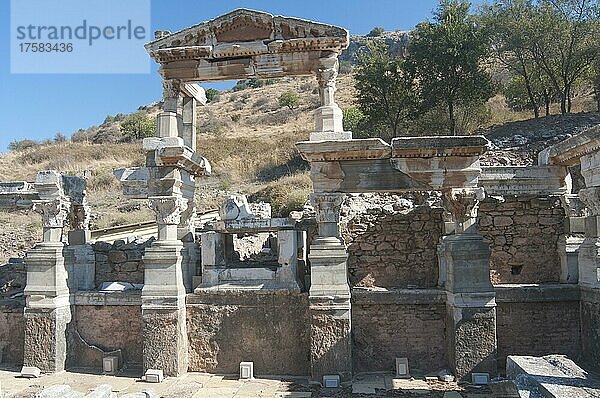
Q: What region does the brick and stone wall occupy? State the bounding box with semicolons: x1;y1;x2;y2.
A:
341;194;444;289
352;289;447;373
495;286;581;368
187;290;310;376
93;238;153;286
72;304;143;368
581;290;600;369
0;302;24;365
478;195;565;285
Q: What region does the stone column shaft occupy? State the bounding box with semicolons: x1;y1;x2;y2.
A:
308;192;352;381
24;171;72;372
157;79;181;138
182;96;197;152
440;188;497;379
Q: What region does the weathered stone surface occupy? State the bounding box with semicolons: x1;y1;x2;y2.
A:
341;197;444;289
93;240;150;286
143;308;188;377
0;303;25;364
23;306;70;372
580;288;600;368
310;309;352;381
478;195;565;284
496;299;581;367
352;293;447;373
507;355;600;397
187;290;310;375
72;305;143;368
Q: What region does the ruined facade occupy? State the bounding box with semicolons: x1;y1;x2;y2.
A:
0;9;599;384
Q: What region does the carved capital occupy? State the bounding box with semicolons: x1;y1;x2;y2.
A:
33;198;70;229
316;54;339;107
148;196;188;225
162;79;181;99
443;188;485;228
579;187;600;216
311;193;344;226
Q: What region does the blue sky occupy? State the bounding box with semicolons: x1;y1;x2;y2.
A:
0;0;484;153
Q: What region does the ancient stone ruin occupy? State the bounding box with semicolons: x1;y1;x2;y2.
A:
0;8;599;392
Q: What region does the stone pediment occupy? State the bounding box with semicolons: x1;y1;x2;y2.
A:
145;9;349;81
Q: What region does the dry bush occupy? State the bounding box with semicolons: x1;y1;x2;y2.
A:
248;172;312;217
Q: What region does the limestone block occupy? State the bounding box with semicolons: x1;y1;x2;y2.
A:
142;241;186;301
19;366;41;378
201;232;225;267
581;151;600;187
558;235;583;284
219;195;253;221
142;308;188;377
578;237;600;288
84;385;114;398
113;168;150;199
479;165;569;196
308;238;350;299
442;234;493;295
314;105;343;133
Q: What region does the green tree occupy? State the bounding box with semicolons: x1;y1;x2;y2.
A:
120;111;156;140
342;107;367;135
529;0;599;114
205;88;220;103
278;91;300;111
367;26;385;37
593;59;600;112
409;0;493;135
354;41;418;140
480;0;544;118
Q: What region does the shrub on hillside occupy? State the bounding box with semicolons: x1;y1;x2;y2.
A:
8;139;39;152
120;111;156;140
205;88;220;103
278;91;300;111
343;107;367;134
366;26;385;37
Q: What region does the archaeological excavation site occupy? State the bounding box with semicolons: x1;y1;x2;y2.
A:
1;8;600;398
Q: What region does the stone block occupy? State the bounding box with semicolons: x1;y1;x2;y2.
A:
68;230;91;245
102;355;120;375
322;374;340;388
144;368;164;383
20;366;41;378
395;357;409;378
314;105;343;133
471;372;489;385
239;361;254;380
84;384;113;398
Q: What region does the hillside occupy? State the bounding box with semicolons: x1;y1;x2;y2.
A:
0;71;598;263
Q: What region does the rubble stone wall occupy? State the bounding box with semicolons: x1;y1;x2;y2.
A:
341;194;444;288
0;303;24;364
496;300;581;367
93;239;153;287
478;195;565;284
187;290;310;376
351;290;447;372
72;305;143;367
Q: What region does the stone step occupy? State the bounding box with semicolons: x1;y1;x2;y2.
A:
507;355;600;398
84;384;115;398
36;385;84;398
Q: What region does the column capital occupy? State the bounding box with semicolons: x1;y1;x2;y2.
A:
442;188;485;234
311;193;344;239
149;195;188;226
162;78;181;113
33;198;70;229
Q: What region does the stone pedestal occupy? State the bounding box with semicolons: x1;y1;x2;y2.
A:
442;234;497;379
578;188;600;288
142;241;189;376
24;242;71;372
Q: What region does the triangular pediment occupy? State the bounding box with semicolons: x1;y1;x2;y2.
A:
146;8;348;53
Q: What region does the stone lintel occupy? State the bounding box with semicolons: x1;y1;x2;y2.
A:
74;291;142;306
494;284;580;303
391;136;489;158
479;165;569;196
204;218;297;233
296;138;391;162
446;291;496;308
157;145;211;177
540;125;600;166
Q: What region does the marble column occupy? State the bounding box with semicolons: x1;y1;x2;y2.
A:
24;171;71;372
142;195;189;377
311;53;351;141
308;192;352;382
157;79;181;139
440;188;497;380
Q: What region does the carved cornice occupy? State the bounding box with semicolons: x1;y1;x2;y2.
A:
579;187;600;216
